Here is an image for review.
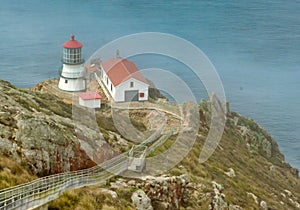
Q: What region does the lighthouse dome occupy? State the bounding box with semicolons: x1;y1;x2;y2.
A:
62;34;83;49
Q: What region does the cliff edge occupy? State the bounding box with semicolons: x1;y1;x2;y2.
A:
0;80;299;209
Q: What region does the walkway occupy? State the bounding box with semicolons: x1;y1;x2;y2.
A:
0;126;171;210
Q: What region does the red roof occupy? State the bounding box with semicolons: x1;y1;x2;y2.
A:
101;58;148;86
78;92;102;100
62;34;83;49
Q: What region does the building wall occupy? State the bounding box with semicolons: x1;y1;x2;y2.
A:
114;78;149;102
79;98;101;109
100;68;148;102
101;70;115;97
59;63;86;91
58;77;86;92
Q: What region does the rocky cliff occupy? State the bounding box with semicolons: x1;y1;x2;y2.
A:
0;80;98;176
0;80;299;209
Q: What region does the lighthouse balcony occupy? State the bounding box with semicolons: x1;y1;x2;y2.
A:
62;58;84;65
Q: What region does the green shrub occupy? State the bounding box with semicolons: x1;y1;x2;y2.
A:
48;191;80;210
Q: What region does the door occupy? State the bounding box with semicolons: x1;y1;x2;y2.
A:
125;90;138;102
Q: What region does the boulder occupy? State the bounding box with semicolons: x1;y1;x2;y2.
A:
100;188;118;199
247;192;259;204
211;181;228;210
260;200;268;210
131;189;153;210
224;168;236;178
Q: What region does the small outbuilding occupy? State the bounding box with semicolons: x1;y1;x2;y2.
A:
78;92;102;109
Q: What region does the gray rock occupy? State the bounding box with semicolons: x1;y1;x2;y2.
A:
280;193;286;198
3;167;11;173
295;201;300;209
246;192;259;204
260;200;268;210
211;181;228;210
283;189;292;197
0;81;117;175
224;168;236;178
178;165;186;170
269;165;275;172
128;180;136;186
110;181;128;189
100;188;118;199
131;189;153;210
212;181;223;192
229;204;243;210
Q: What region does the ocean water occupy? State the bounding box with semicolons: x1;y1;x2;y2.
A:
0;0;299;170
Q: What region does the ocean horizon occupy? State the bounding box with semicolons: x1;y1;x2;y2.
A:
0;0;299;170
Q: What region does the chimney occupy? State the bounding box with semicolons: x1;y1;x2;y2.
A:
116;49;121;59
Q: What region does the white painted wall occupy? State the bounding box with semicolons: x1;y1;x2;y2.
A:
101;70;114;96
58;63;86;91
61;64;84;78
114;78;149;102
100;67;148;102
79;98;101;109
58;77;86;92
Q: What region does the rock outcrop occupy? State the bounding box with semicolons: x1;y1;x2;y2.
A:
210;181;228;210
1;79;300;210
131;189;153;210
0;80;99;175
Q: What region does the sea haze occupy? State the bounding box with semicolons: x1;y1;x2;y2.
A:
0;0;299;169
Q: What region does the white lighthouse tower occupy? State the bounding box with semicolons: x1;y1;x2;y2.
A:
58;34;86;91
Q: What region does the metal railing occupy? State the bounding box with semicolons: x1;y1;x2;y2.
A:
0;153;127;210
94;73;111;100
147;129;174;155
0;126;168;210
0;98;182;209
111;101;183;120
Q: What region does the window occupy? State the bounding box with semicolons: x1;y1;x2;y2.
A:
111;84;113;91
65;80;68;84
106;77;108;85
130;82;134;87
139;92;144;98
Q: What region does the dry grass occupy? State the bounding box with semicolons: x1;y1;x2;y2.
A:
48;186;134;210
0;155;37;190
48;117;300;209
1;85;299;209
174;124;300;209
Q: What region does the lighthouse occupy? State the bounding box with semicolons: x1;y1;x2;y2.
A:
58;34;86;92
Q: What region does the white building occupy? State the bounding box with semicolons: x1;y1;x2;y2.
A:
99;56;149;102
78;92;101;109
58;34;86;92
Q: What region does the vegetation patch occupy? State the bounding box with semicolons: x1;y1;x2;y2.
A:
0;155;36;190
49;186;134;210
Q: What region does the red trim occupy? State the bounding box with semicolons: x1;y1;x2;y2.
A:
78;92;102;100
